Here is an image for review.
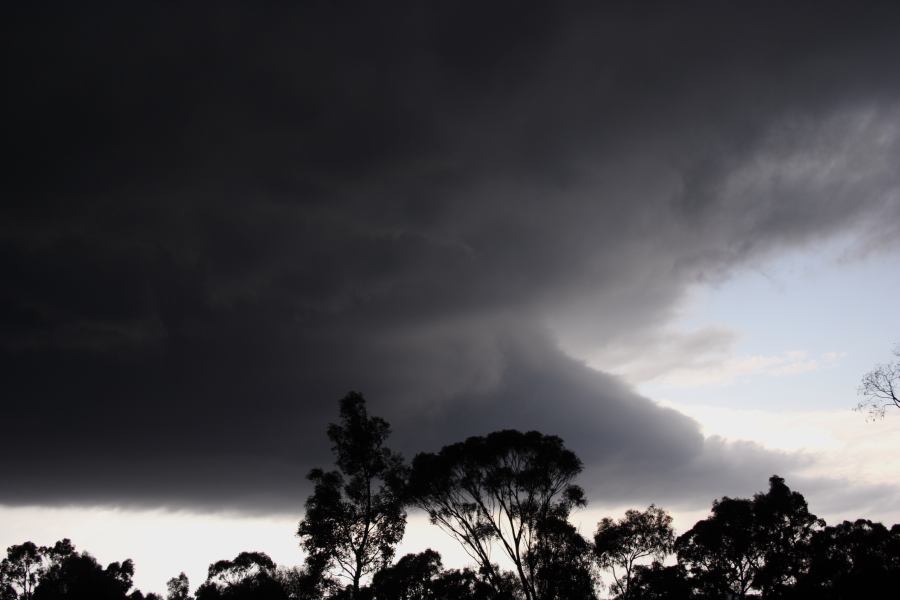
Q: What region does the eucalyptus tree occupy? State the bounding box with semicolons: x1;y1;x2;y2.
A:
297;392;406;598
676;476;820;599
408;429;586;600
529;517;597;600
593;505;674;599
34;551;136;600
796;518;900;598
194;552;285;600
165;573;191;600
1;543;43;600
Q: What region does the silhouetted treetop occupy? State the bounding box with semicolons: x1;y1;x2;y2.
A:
165;573;191;600
297;392;406;599
408;429;586;600
676;475;821;600
207;553;276;588
2;543;43;600
196;552;285;600
594;505;675;600
33;548;136;600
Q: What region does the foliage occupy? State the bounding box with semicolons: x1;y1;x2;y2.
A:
195;552;285;600
368;550;442;599
428;567;505;600
33;550;135;600
408;429;585;600
676;476;820;599
297;392;407;598
529;517;596;600
594;505;674;599
626;562;692;600
276;563;341;600
750;476;822;597
1;543;43;600
794;519;900;598
676;496;757;599
166;573;191;600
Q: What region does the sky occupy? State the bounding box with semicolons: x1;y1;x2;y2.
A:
3;1;900;594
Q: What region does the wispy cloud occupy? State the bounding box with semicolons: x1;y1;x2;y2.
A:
654;349;838;387
592;322;847;388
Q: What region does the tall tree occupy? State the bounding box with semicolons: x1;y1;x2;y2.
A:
529;517;597;600
676;475;820;599
594;505;675;600
1;543;43;600
297;392;406;598
676;497;758;599
750;475;821;597
408;429;585;600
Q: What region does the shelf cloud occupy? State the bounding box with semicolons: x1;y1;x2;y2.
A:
3;2;900;514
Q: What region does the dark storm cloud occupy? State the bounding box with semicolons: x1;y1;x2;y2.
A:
3;2;900;513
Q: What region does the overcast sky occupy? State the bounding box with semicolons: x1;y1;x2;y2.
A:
3;1;900;594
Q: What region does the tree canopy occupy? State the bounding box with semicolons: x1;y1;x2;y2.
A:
676;475;821;599
408;429;586;600
297;392;407;598
594;505;674;600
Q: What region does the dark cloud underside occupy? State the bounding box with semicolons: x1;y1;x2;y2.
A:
3;2;900;513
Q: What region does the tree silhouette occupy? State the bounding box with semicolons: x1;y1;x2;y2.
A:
676;496;758;599
207;552;276;588
195;552;285;600
130;592;163;600
363;549;513;600
11;427;900;600
626;562;691;600
368;549;442;599
166;573;191;600
33;550;135;600
38;543;73;571
1;543;43;600
795;519;900;599
750;475;821;597
594;505;674;600
429;567;506;600
275;562;341;600
0;576;12;600
857;346;900;419
297;392;407;598
528;517;596;600
676;475;820;599
408;429;585;600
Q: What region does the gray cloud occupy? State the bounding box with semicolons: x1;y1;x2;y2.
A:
3;2;900;514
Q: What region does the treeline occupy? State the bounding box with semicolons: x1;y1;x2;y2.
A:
4;392;900;600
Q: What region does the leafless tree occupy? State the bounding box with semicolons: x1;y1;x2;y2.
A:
857;346;900;420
